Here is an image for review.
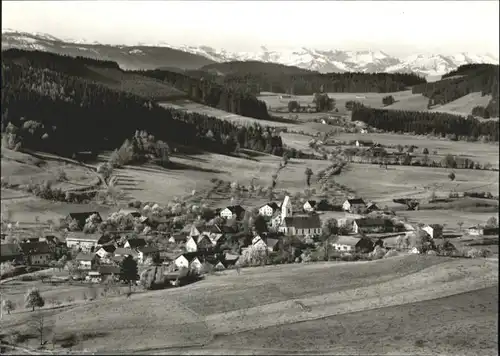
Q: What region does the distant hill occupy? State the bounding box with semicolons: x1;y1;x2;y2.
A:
412;64;499;118
2;29;215;71
199;60;317;76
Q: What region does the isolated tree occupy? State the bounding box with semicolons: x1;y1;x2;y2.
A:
443;154;456;169
486;216;498;228
288;101;300;113
382;95;395;106
304;168;313;187
448;172;456;181
30;310;52;346
457;221;464;231
396;144;404;153
120;255;138;294
322;218;338;236
2;299;15;315
25;288;45;312
422;147;429;155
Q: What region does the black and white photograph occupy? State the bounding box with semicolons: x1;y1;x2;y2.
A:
0;1;498;354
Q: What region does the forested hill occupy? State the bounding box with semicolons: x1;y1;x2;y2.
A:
1;51;296;160
412;64;499;118
191;60;426;95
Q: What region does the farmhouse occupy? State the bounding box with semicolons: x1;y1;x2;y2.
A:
66;232;111;252
124;238;147;249
114;248;138;259
65;212;103;230
342;198;366;213
136;246;159;264
251;235;268;250
259;202;280;217
422;224;443;239
75;253;99;270
220;205;246;220
303;200;317;213
0;243;23;263
174;252;203;272
366;202;380;212
19;242;52;266
353;218;395;234
332;236;374;253
96;244;116;261
467;226;484;236
279;215;322;236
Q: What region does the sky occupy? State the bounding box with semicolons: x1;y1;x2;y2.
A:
2;1;499;57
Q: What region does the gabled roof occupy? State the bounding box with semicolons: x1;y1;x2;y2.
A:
0;243;22;257
114;248;137;257
176;252;203;263
266;238;279;249
99;265;121;275
222;205;246;215
67;212;102;228
170;234;187;242
260;202;279;211
355;218;394;227
75;252;97;261
66;232;104;242
137;245;158;254
189;225;201;237
425;224;443;230
345;198;366;205
283;215;321;229
125;238;147;249
98;245;116;253
19;242;51;255
304;200;317;207
333;236;361;247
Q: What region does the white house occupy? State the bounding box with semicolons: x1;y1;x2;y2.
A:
124;238;147;249
75;253;99;270
467;226;484;236
185;236;198;252
258;202;279;217
95;245;116;262
19;242;53;266
422;224;443;239
331;236;360;252
220;205;246;220
214;261;226;270
251;235;268;250
303;200;317;213
66;232;110;252
342;198;366;213
174;253;203;273
279;215;322;236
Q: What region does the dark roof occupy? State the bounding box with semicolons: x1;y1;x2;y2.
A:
355;218;394;227
137;246;158;254
266;238;279;249
171;234;187;242
67;212;102;228
333;236;361;247
75;253;97;261
114;248;137;256
427;224;443;230
98;245;116;253
261;202;279;211
126;238;147;248
283;215;321;229
44;235;64;245
98;265;121;275
304;200;317;207
0;243;22;257
177;251;203;263
19;242;51;255
346;198;366;205
224;205;246;215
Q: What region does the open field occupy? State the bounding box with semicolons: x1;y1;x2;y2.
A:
158;100;300;128
335;163;499;203
1;255;497;354
259;90;494;118
332;132;499;168
398;210;497;231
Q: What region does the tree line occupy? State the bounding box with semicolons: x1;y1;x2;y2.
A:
351;107;499;141
130;69;271;121
412;64;499;117
217;71;426;95
1;59;289;158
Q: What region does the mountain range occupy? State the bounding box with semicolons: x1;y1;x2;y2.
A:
2;28;499;78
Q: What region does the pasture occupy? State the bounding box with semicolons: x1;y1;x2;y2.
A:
334;163;499;203
158;100;300;128
1;255;497;354
332;132;499;168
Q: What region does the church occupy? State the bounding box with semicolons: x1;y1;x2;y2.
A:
271;195;322;236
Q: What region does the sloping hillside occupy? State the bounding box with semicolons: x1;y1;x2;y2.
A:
2;30;215;70
200;60;317;76
430;92;494;117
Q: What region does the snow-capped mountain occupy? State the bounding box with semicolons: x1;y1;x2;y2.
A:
2;29;498;77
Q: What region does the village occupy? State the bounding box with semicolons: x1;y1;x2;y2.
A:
2;190;498;291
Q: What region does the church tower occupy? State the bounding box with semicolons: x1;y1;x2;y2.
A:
281;195;293;222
